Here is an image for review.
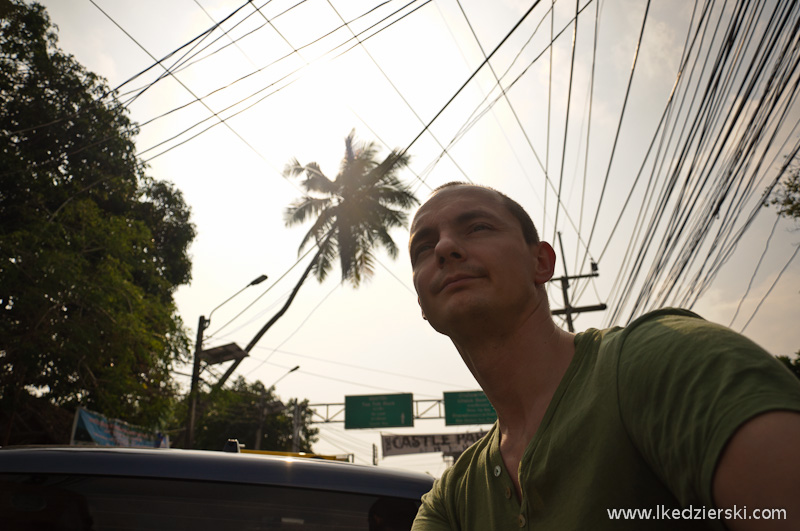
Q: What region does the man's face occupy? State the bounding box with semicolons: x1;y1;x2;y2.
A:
409;186;546;336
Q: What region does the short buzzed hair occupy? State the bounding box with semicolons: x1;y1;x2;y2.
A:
431;182;540;244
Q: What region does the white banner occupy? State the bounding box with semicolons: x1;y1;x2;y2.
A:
381;431;488;457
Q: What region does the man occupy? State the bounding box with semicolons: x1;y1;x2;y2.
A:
408;182;800;530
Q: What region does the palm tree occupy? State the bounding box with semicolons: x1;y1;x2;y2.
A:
244;131;418;352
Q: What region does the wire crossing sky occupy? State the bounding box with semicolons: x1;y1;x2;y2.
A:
35;0;800;474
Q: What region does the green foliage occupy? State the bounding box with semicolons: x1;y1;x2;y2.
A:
245;130;418;353
769;163;800;224
284;130;419;287
192;377;319;452
0;0;196;440
768;163;800;367
776;353;800;380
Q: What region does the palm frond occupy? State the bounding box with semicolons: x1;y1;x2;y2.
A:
336;221;357;281
373;226;399;259
355;140;380;167
351;246;376;287
339;131;380;183
365;150;410;187
262;131;417;346
284;196;333;226
301;162;337;195
297;208;336;255
282;157;306;179
283;130;419;285
312;232;337;283
343;130;357;167
375;187;419;210
362;200;409;230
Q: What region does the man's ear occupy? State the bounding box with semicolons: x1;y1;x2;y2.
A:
418;296;428;320
532;242;557;285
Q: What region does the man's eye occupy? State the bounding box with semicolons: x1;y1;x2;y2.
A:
471;223;490;232
413;245;432;262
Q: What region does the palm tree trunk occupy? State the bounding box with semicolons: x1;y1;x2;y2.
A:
244;248;321;353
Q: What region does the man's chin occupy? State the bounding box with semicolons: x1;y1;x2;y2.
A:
427;302;492;335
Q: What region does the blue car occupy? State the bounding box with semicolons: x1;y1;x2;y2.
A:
0;446;434;530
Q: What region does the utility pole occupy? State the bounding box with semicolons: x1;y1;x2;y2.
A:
292;400;301;453
184;274;268;449
254;394;286;451
255;391;266;451
185;315;208;449
550;232;606;332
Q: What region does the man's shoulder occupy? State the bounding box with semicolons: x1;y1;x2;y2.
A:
574;308;708;365
578;307;760;360
572;306;790;400
623;307;705;330
580;307;705;341
605;306;800;447
619;307;766;359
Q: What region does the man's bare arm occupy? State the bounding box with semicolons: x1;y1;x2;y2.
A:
713;411;800;530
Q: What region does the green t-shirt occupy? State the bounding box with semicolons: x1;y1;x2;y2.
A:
412;309;800;530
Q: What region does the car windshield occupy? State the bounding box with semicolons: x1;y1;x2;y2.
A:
1;473;420;530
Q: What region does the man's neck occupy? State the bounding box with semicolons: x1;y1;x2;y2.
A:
453;307;576;445
452;308;574;499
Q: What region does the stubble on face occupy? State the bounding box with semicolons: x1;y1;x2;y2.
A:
409;186;541;339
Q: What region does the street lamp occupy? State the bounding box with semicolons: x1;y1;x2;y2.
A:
254;365;301;451
185;274;267;449
271;365;300;388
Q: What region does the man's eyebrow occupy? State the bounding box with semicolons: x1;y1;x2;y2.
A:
454;209;500;225
409;226;433;251
409;208;502;250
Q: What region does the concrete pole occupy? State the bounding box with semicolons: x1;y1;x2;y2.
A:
254;391;266;451
292;401;301;453
185;315;207;449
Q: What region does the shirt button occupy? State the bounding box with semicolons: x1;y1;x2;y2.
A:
504;486;512;499
518;513;526;527
493;465;501;477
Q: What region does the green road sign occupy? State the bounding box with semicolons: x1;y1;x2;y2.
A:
345;393;414;429
444;391;497;426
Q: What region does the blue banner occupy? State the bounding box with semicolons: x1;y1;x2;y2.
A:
72;407;168;447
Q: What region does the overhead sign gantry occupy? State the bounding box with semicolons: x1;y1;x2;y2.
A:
310;390;497;429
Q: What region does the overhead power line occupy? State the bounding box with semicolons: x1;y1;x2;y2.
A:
398;0;544;159
414;1;597;257
248;346;465;388
326;0;476;186
592;0;800;325
89;0;282;174
136;0;433;163
739;241;800;333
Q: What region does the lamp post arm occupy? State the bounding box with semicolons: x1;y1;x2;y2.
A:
207;274;267;325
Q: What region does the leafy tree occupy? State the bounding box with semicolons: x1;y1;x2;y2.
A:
777;353;800;380
769;165;800;223
192;377;318;453
768;164;800;366
0;0;196;443
245;130;418;351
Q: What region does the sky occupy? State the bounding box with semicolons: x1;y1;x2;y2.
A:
35;0;800;476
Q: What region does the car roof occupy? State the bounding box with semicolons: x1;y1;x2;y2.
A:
0;446;434;499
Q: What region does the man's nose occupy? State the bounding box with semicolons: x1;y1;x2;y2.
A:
435;234;465;266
